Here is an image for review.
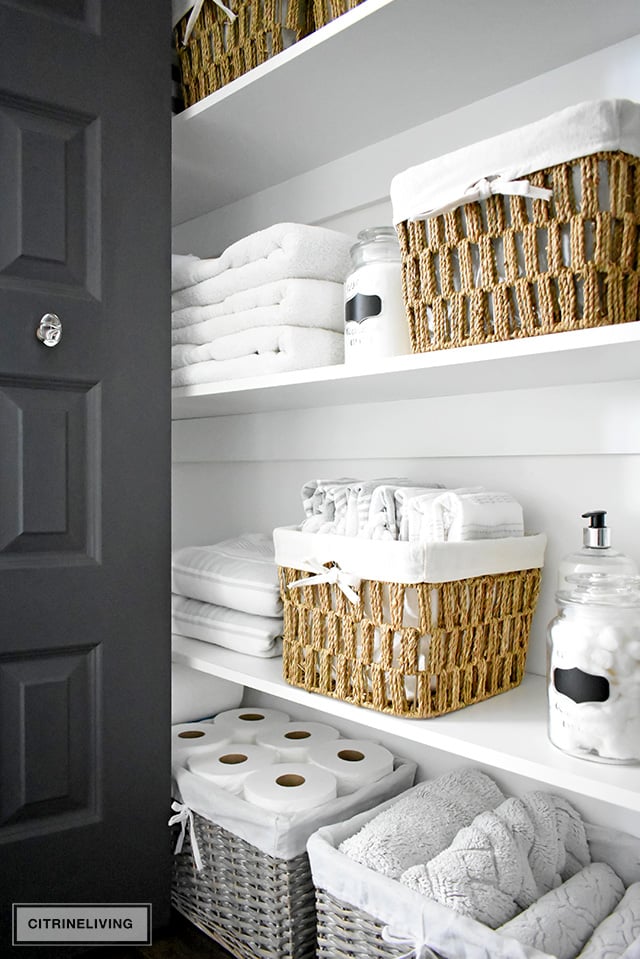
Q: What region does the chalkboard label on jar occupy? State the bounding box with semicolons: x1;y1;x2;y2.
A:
345;292;382;325
553;666;610;704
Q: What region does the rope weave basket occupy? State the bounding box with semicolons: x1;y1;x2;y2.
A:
174;0;313;105
312;0;366;28
171;810;317;959
397;150;640;352
279;565;542;719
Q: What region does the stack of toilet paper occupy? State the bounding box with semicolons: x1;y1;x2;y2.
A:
172;705;396;814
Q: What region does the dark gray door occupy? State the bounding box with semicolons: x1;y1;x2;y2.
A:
0;1;171;952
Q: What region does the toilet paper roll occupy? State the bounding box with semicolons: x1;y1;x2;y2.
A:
212;706;291;743
171;721;231;764
243;762;338;813
255;721;341;761
187;743;277;794
308;739;395;795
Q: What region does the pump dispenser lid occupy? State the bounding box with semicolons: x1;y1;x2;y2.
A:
582;510;610;548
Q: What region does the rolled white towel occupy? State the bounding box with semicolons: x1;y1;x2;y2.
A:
171;222;353;303
171;595;283;658
577;881;640;959
406;487;524;542
171;326;344;387
171;277;345;337
363;482;445;540
338;769;505;879
499;862;625;959
340;478;414;538
300;478;360;534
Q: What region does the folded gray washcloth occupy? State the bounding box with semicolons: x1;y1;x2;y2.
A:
400;791;591;928
338;768;504;879
499;862;625;959
578;881;640;958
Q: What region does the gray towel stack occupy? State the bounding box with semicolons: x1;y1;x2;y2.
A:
338;768;505;879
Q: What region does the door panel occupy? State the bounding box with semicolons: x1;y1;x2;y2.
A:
0;378;100;563
0;1;171;953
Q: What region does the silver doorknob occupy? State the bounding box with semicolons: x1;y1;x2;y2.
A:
36;313;62;348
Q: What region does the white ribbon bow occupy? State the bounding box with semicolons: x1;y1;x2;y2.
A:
168;800;204;872
381;925;441;959
180;0;237;45
288;560;361;605
410;175;553;221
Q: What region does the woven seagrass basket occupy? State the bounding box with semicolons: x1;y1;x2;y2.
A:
312;0;367;28
171;810;318;959
174;0;313;106
279;565;542;719
397;150;640;352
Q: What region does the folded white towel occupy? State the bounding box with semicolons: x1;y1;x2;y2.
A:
172;534;282;618
400;791;590;929
400;791;590;928
338;769;505;879
363;482;445;540
171;222;353;304
499;863;625;959
171;278;345;339
406;487;524;542
171;327;344;386
578;882;640;959
300;478;361;534
171;594;283;658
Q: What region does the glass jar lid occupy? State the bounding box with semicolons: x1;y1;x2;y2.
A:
556;571;640;607
350;226;401;265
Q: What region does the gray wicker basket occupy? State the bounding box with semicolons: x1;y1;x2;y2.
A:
171;809;317;959
316;887;412;958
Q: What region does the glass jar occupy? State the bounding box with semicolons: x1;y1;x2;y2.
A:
343;226;411;363
547;572;640;764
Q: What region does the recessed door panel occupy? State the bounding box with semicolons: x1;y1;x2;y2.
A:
0;644;100;841
0;94;100;299
0;378;100;565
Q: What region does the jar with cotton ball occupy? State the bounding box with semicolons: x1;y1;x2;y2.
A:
343;226;411;363
547;572;640;764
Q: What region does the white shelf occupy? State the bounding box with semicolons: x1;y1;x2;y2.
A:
171;635;640;812
172;0;640;225
172;322;640;419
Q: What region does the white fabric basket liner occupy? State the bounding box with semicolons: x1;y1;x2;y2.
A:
391;98;640;224
172;757;416;861
307;782;640;959
273;526;546;585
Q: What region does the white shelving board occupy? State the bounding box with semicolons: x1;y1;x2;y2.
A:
172;0;640;225
172;635;640;812
172;322;640;419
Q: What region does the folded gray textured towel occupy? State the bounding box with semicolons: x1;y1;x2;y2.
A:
400;791;591;927
499;862;625;959
578;881;640;959
338;768;505;879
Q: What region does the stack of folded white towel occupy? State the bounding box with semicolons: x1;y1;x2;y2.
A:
340;769;640;959
300;477;525;541
171;533;283;658
171;222;354;387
